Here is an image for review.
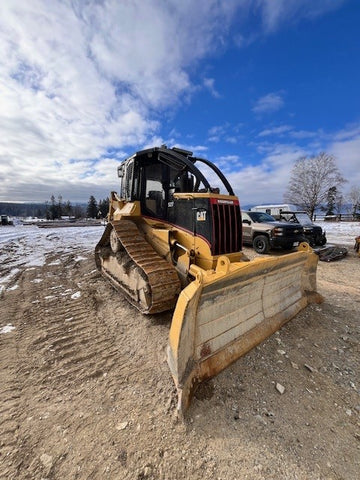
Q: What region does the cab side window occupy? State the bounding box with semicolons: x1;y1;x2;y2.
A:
144;163;166;218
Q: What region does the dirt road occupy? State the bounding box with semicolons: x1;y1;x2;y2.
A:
0;243;359;479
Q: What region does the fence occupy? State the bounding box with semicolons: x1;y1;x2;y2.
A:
314;214;360;222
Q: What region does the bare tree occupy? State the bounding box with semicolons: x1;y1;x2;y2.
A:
347;185;360;218
284;152;346;219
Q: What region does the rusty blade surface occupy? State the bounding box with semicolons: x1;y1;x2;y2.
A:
167;245;321;415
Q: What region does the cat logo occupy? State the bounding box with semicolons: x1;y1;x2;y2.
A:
196;209;207;222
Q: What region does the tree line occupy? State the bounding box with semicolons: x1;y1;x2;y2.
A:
45;195;109;220
0;196;109;220
2;152;359;222
85;196;109;219
284;152;360;219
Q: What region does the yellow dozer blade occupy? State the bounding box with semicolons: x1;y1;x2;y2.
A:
167;243;322;415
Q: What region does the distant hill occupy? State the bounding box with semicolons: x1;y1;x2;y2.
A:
0;202;86;218
240;204;255;211
0;202;47;218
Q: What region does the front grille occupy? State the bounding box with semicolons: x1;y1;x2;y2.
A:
285;226;304;236
211;201;242;255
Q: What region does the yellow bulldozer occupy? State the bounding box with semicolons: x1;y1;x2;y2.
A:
95;146;321;415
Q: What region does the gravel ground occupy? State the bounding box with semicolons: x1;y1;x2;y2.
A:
0;224;359;479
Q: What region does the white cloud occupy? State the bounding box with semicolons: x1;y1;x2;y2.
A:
226;143;310;204
225;136;238;144
226;124;360;205
216;155;242;174
288;129;319;140
328;128;360;191
333;124;360;141
208;125;226;143
255;0;346;33
203;78;221;98
208;123;239;144
208;125;228;136
258;125;292;136
252;92;284;114
258;125;320;139
0;0;351;202
0;0;239;202
174;144;209;155
218;155;241;162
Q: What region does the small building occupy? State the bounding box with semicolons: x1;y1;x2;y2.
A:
1;215;13;226
250;204;298;218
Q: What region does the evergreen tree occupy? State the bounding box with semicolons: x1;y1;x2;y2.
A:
49;195;58;220
98;198;109;218
45;200;51;220
63;200;73;216
73;204;85;219
57;195;63;218
86;195;98;218
325;187;337;216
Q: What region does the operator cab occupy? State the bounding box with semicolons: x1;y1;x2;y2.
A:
118;146;232;221
117;146;242;256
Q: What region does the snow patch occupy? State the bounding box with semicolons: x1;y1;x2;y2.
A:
61;289;73;296
48;259;61;266
74;255;87;262
0;268;20;286
1;324;15;334
1;222;357;294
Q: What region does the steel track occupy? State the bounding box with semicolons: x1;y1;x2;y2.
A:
95;220;181;314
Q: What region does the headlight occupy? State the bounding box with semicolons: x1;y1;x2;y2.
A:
273;227;284;236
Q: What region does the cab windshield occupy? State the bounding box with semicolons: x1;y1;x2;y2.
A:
248;212;276;223
293;213;312;225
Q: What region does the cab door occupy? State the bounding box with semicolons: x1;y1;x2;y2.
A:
140;161;167;219
241;212;252;244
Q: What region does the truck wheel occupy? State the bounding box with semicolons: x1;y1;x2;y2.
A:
253;235;270;254
320;236;327;246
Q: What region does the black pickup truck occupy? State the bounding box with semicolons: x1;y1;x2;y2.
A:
241;211;305;254
279;211;326;246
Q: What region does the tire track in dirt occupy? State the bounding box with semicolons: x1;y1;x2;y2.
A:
20;258;127;395
1;252;162;479
1;237;360;479
0;280;27;478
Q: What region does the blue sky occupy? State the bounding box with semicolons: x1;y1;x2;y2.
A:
0;0;359;205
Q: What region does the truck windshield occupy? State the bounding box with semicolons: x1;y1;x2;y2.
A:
248;212;276;223
293;213;313;225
